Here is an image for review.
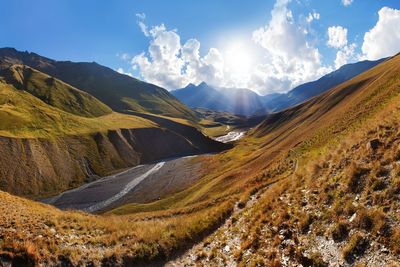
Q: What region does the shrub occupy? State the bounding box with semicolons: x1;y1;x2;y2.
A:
299;252;327;267
370;178;387;191
389;227;400;255
331;222;349;242
346;164;370;193
299;214;314;234
342;233;369;263
356;210;374;231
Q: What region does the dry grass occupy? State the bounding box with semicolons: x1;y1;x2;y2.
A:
1;54;400;265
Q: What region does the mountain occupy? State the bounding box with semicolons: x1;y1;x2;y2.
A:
173;59;385;117
172;82;229;111
0;48;197;121
218;87;267;115
0;64;112;117
1;52;399;266
0;51;229;197
265;58;386;112
172;82;267;116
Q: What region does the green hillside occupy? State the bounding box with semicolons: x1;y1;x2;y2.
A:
0;64;112;118
0;79;154;138
0;48;198;121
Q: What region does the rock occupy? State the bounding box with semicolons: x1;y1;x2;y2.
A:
349;213;357;222
381;247;389;254
49;228;56;235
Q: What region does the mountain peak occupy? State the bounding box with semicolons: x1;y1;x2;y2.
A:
198;81;208;87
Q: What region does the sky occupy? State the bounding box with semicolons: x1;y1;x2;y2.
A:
1;0;400;95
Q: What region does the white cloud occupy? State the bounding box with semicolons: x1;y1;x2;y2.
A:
116;67;133;77
327;26;348;49
334;43;356;69
251;0;330;93
136;13;149;36
131;22;227;89
342;0;353;7
117;53;130;61
326;25;357;69
136;13;146;20
361;7;400;60
129;1;331;94
306;11;320;23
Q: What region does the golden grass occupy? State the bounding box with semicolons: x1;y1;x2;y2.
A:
0;82;155;138
1;54;400;265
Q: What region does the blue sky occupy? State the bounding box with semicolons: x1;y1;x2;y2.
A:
1;0;400;94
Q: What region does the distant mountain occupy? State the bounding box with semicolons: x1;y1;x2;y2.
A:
265;58;386;112
173;59;386;116
172;82;268;116
172;82;228;112
0;48;197;121
218;87;267;115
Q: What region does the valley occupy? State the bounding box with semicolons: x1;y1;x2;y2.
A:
0;46;400;266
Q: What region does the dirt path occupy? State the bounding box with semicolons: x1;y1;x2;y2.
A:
166;184;271;266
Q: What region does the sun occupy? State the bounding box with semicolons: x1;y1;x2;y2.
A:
225;42;253;75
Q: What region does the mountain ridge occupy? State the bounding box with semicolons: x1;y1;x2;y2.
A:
172;58;386;116
0;47;198;121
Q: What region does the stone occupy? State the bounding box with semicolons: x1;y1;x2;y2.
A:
49;228;56;235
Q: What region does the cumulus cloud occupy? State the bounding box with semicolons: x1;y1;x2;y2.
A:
326;25;356;69
251;0;330;93
327;26;348;49
130;22;226;89
334;43;356;69
361;7;400;60
129;2;330;94
342;0;353;7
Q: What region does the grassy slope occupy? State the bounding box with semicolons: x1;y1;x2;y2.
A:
102;53;400;254
0;48;197;121
1;54;400;265
0;64;112;117
0;81;155;138
165;54;400;265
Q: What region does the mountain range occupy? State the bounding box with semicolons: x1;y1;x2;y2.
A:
0;48;228;197
1;47;400;266
172;58;385;116
0;48;197;121
172;82;267;116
